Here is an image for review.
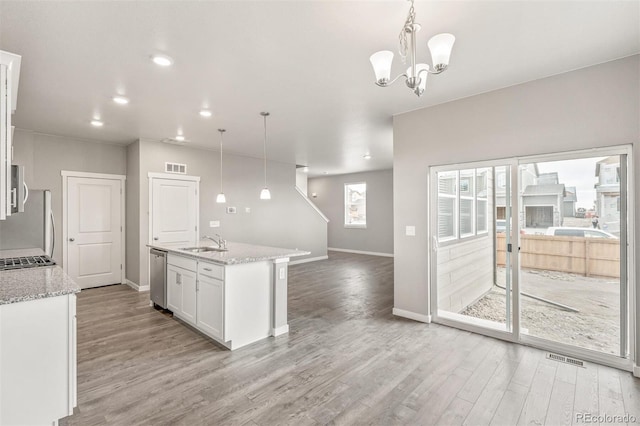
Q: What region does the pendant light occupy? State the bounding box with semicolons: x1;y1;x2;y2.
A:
259;112;271;200
216;129;226;203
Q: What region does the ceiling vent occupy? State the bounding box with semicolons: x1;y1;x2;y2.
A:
161;138;188;145
165;162;187;174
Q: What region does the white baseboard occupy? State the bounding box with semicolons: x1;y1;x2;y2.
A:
271;324;289;336
328;247;394;257
393;308;431;323
125;279;150;292
289;255;328;265
634;365;640;378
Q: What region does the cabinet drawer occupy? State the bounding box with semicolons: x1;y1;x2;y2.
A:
168;253;197;271
198;262;224;280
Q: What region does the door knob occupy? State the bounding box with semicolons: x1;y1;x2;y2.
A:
153;237;159;241
69;238;75;242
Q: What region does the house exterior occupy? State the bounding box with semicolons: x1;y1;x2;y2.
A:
495;164;538;221
563;186;577;217
521;184;566;228
595;156;621;234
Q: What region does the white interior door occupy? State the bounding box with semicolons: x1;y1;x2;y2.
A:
151;178;198;244
66;177;122;289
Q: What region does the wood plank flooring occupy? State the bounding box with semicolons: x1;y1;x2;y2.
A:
61;251;640;425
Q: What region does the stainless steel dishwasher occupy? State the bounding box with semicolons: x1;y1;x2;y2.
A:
150;248;167;309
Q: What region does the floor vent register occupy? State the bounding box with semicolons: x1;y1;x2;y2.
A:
546;352;585;367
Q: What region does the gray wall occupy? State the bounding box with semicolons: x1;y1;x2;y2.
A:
125;141;140;284
11;130;127;263
132;139;328;287
308;169;393;255
393;55;639;335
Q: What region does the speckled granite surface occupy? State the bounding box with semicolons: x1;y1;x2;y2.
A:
148;241;310;265
0;249;80;305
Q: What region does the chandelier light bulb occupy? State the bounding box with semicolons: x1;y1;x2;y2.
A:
369;51;394;85
428;33;456;71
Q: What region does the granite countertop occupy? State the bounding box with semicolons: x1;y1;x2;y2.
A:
0;248;80;305
148;240;310;265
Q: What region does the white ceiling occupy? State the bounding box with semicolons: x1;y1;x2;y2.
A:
1;1;638;177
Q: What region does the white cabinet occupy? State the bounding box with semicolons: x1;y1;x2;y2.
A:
167;263;197;326
181;268;197;324
197;270;224;340
0;50;21;221
0;294;77;425
167;264;183;313
164;252;276;350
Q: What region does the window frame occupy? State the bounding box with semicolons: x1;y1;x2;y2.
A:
344;182;367;229
436;168;489;244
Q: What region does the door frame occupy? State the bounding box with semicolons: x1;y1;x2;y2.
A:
429;158;520;345
61;171;126;285
428;145;635;371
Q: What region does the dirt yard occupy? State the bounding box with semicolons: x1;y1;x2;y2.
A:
461;267;621;355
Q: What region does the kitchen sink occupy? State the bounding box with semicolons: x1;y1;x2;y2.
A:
180;246;228;253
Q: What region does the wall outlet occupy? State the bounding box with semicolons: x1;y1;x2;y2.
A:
209;220;220;228
245;207;251;213
406;226;416;236
226;206;237;214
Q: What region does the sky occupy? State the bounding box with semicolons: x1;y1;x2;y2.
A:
535;157;608;209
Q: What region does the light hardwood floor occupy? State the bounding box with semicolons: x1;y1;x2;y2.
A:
61;251;640;425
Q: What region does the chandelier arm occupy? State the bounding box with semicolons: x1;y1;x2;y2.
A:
423;65;448;75
375;73;409;87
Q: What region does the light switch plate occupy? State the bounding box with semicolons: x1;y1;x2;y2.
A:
245;207;251;213
209;220;220;228
406;226;416;236
226;207;237;214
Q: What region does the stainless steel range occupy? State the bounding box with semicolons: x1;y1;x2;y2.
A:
0;255;56;271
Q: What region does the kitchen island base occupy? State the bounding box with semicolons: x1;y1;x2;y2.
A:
166;252;294;350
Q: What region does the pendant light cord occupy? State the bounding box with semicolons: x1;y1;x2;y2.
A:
218;129;225;193
263;114;268;187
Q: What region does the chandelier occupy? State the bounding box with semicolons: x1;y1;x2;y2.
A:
369;0;455;97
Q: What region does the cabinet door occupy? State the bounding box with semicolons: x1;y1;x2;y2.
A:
197;275;224;340
166;265;183;314
180;268;197;325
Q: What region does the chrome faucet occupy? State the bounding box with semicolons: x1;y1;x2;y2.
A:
204;234;227;250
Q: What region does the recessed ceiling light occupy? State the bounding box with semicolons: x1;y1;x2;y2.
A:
113;95;129;105
151;54;173;67
90;119;104;127
199;110;212;118
175;135;185;142
364;154;372;160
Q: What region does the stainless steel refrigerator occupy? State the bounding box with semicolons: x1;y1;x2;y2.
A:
0;189;54;257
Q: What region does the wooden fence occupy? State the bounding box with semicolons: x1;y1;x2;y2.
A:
496;234;620;278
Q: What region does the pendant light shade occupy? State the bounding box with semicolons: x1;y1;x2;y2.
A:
260;112;271;200
217;129;226;203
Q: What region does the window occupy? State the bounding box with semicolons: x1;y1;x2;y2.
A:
437;168;489;242
345;182;366;228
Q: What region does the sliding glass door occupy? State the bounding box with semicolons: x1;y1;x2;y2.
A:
430;147;632;368
431;161;517;339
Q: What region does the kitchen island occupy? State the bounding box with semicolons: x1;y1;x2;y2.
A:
148;241;309;350
0;248;79;426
